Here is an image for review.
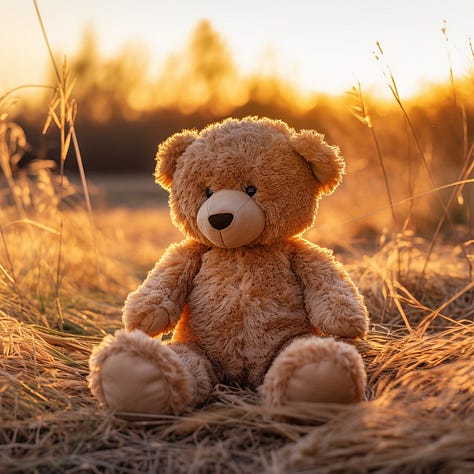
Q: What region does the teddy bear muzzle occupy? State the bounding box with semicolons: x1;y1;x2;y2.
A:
197;189;265;248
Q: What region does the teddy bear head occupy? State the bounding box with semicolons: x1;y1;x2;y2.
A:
155;117;345;248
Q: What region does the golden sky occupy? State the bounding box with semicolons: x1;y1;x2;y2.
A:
1;0;473;99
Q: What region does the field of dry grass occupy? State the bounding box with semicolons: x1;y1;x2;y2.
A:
1;209;473;473
1;5;473;472
0;155;473;473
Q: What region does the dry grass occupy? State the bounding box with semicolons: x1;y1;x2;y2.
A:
1;9;474;471
0;171;473;473
1;312;472;473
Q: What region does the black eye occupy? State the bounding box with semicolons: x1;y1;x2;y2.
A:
205;187;213;198
245;185;257;197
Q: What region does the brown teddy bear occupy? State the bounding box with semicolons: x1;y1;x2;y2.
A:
88;116;369;415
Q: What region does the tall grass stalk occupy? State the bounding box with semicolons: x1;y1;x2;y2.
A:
374;41;472;282
350;82;397;228
468;37;474;256
33;0;99;326
318;179;474;234
441;20;458;109
0;122;28;220
0;115;35;303
421;142;474;281
0;225;15;284
403;120;416;230
0;84;54;106
349;82;403;285
71;124;101;286
419;24;474;281
423;23;474;280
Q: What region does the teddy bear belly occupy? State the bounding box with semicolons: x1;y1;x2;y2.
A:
182;252;314;386
187;291;313;386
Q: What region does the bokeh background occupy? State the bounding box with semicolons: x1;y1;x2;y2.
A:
1;0;473;243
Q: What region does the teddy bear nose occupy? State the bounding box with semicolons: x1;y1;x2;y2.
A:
208;213;234;230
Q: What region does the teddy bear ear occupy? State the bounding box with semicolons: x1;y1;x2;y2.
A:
155;129;198;190
289;129;346;195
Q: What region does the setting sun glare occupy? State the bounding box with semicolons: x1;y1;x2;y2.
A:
1;0;473;101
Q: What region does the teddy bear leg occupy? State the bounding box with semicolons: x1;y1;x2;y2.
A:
88;330;215;415
260;337;366;405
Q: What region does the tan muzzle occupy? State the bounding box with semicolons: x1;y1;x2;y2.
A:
196;189;265;248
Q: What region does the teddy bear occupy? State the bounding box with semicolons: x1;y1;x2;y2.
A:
88;116;369;416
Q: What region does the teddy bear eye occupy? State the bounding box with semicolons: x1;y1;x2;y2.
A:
205;187;214;199
245;185;257;197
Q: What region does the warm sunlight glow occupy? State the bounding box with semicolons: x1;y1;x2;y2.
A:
1;0;472;101
1;5;473;472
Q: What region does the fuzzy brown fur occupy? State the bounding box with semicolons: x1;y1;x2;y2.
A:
88;117;369;415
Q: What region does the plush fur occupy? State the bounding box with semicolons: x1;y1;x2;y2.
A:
88;117;370;416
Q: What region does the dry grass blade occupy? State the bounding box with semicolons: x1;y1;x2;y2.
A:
0;121;29;220
374;40;473;279
33;1;100;326
421;139;474;280
416;280;474;336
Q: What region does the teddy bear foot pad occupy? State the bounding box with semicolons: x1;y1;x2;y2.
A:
261;337;366;405
88;330;195;416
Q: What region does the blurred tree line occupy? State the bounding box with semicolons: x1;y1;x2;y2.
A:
14;18;474;210
17;20;321;173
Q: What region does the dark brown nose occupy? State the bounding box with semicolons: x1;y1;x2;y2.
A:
209;213;233;230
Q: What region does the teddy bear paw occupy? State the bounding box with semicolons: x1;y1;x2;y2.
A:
261;337;366;405
123;307;170;336
88;330;195;416
285;359;362;404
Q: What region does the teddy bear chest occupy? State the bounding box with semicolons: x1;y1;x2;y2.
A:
188;247;308;328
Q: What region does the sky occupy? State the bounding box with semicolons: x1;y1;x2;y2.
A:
0;0;473;100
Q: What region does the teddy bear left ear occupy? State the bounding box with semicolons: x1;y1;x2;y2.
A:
155;129;198;190
289;129;346;195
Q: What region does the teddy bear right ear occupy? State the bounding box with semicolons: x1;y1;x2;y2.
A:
155;130;198;190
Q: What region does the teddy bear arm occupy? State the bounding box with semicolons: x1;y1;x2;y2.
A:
122;240;206;336
291;246;369;338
